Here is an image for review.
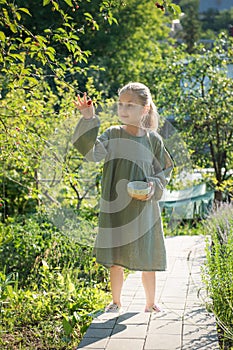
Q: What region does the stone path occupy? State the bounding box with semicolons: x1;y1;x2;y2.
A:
77;235;220;350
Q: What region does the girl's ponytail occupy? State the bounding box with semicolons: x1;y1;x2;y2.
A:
141;100;159;131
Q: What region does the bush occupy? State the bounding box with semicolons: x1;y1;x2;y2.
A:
163;218;204;237
0;214;110;349
0;267;110;349
0;213;107;288
203;204;233;350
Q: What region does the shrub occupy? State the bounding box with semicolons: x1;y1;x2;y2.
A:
0;268;110;349
0;214;110;349
0;213;107;289
203;204;233;350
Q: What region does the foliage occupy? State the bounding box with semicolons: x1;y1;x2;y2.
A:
163;218;204;236
0;270;110;349
0;0;118;71
0;0;119;220
200;8;233;39
81;0;178;96
202;204;233;350
0;213;106;288
0;0;182;220
150;33;233;200
0;214;110;349
179;0;201;53
0;77;105;218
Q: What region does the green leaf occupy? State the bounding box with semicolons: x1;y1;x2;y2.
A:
9;23;17;33
53;2;59;10
35;35;47;44
43;0;50;6
84;12;93;20
8;53;25;62
24;37;31;43
45;50;55;62
18;8;31;16
6;285;14;298
112;17;118;25
64;0;73;6
3;8;10;22
0;31;6;42
62;317;73;336
15;12;21;21
170;4;181;16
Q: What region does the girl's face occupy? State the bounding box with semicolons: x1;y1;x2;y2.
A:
118;92;148;127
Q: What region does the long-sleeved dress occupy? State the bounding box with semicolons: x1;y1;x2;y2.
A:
72;117;173;271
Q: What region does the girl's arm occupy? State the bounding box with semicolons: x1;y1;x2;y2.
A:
72;93;109;162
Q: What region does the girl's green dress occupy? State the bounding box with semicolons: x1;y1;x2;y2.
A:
73;117;173;271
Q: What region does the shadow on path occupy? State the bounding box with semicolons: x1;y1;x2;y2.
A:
77;312;140;349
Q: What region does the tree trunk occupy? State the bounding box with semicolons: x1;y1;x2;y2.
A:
214;190;223;203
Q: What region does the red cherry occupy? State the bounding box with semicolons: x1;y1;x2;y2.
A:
87;100;92;106
155;2;165;11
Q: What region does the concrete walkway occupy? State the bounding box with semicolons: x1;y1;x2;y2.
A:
77;235;220;350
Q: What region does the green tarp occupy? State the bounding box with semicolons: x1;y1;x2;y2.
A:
159;183;215;219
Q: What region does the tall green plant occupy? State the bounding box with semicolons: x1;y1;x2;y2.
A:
203;204;233;350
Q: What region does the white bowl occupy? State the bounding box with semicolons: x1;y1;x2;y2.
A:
127;181;151;199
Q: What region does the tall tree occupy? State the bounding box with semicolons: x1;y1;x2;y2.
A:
152;34;233;200
79;0;178;96
201;8;233;38
179;0;201;53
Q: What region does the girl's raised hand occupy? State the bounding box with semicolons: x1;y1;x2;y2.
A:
74;92;94;119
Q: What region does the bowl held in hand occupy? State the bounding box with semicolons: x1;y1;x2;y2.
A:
127;181;151;200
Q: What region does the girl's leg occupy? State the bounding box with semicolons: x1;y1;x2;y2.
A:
142;271;156;309
110;265;124;306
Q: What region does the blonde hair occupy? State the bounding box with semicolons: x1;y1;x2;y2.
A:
118;82;159;131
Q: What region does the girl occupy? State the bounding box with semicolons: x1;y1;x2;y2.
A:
72;82;173;313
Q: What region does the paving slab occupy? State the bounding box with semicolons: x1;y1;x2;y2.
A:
144;333;181;350
77;235;220;350
106;338;145;350
78;337;110;349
